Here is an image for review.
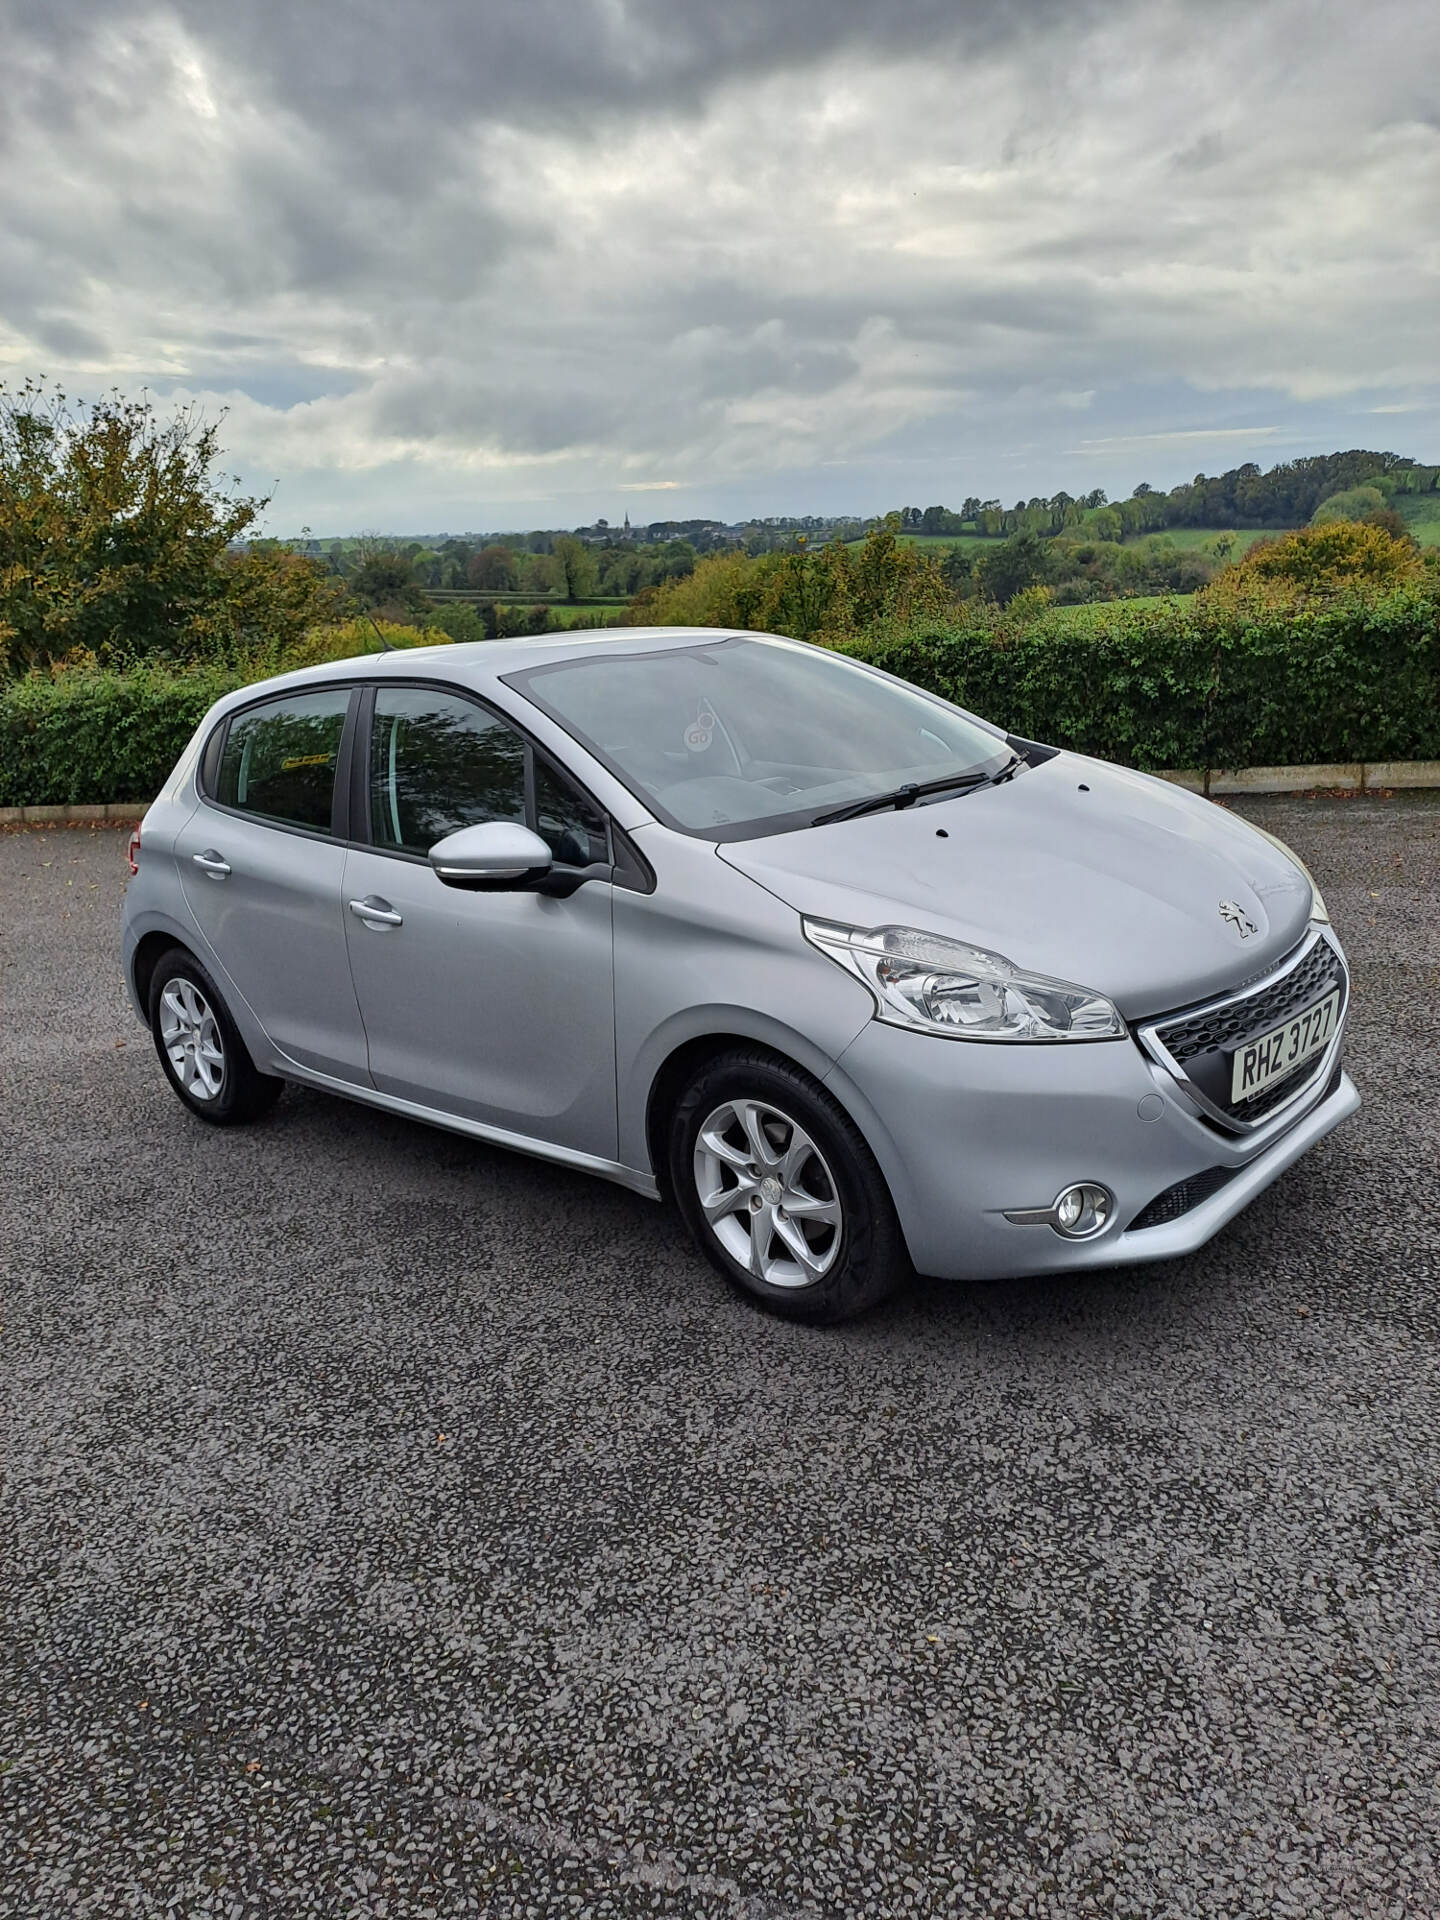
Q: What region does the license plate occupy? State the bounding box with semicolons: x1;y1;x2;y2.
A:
1230;990;1340;1103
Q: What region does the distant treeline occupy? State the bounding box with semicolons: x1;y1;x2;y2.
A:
287;450;1439;572
893;451;1440;542
273;448;1440;624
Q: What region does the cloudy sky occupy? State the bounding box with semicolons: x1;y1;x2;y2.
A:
3;0;1437;532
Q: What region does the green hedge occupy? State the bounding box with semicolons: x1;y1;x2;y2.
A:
843;585;1440;771
2;586;1437;805
0;665;241;806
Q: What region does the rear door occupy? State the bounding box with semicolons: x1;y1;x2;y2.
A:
339;682;618;1158
176;684;371;1081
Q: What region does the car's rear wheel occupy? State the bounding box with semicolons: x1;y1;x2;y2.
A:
148;949;283;1126
669;1049;907;1323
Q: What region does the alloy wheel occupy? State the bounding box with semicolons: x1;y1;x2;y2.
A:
158;977;226;1102
692;1097;842;1289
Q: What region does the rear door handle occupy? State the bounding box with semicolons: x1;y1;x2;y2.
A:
348;896;403;928
192;850;231;878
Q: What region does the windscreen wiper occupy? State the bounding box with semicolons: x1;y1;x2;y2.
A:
811;761;1015;827
987;751;1025;786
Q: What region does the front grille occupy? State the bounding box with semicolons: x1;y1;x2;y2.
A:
1141;932;1347;1132
1231;1061;1324;1122
1128;1167;1236;1231
1158;938;1342;1062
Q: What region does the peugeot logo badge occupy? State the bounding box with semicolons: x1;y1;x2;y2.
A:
1218;899;1257;939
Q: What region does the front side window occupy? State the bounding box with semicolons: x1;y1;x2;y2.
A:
534;757;609;867
215;688;350;833
370;687;527;855
506;635;1009;841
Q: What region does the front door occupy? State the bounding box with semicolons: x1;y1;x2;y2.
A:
340;684;617;1159
176;684;371;1081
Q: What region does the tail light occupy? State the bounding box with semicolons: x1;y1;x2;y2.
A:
126;828;141;876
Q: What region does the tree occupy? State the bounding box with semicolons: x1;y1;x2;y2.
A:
409;547;444;589
467;543;518;591
973;531;1053;605
1088;506;1122;542
0;379;341;673
1310;487;1388;527
552;534;598;602
350;539;422;611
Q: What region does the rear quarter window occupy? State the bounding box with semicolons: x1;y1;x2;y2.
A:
215;688;351;833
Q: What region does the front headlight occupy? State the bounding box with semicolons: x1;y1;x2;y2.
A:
803;919;1126;1041
1244;822;1330;925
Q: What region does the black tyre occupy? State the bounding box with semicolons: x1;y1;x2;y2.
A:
148;948;284;1127
669;1048;908;1324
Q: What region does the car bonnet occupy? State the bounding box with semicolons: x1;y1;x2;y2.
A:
717;754;1316;1020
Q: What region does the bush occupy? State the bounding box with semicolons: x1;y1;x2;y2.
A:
635;549;778;631
1202;519;1424;607
839;583;1440;771
257;617;444;672
4;580;1437;806
0;611;495;803
636;525;947;641
0;664;240;805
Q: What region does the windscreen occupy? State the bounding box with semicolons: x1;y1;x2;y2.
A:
509;636;1008;840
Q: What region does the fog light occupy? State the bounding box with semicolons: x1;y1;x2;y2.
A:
1052;1182;1113;1239
1003;1182;1117;1237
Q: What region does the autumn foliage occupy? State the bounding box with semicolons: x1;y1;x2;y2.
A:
1198;518;1426;610
0;381;344;676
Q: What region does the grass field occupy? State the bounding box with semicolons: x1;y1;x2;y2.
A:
1132;527;1272;557
850;527;1278;557
496;601;628;629
429;590;629;607
1396;495;1440;546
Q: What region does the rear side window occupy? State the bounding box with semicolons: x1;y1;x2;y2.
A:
370;687;527;855
215;689;350;833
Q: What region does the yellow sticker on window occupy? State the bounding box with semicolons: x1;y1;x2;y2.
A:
281;754;334;770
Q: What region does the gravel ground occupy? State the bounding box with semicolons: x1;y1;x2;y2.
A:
2;795;1438;1919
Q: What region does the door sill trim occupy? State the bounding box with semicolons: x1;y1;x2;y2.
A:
272;1057;661;1201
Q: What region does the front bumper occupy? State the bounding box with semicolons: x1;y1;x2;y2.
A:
825;1013;1359;1281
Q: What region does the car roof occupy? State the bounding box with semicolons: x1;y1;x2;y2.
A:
233;626;758;705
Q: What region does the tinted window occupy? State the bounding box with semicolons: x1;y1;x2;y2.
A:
370;688;527;855
534;757;608;867
216;689;350;833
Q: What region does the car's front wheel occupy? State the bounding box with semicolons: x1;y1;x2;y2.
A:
148;948;283;1126
669;1048;907;1323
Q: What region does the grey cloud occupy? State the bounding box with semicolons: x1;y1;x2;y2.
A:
1173;131;1225;172
30;312;107;358
1;0;1436;528
17;0;1107;127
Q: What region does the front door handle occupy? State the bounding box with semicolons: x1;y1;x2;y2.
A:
192;850;231;878
348;896;403;928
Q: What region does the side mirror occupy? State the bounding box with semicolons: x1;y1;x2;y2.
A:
428;822;554;890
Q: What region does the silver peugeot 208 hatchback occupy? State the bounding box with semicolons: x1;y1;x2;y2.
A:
122;627;1357;1322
